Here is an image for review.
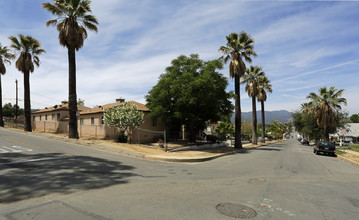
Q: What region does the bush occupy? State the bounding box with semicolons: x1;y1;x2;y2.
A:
116;131;128;143
206;135;219;143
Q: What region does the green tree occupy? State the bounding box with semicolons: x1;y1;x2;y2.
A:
3;103;24;118
257;76;272;143
0;43;15;126
146;54;233;142
215;120;234;141
77;98;85;106
241;65;264;144
267;120;287;140
307;87;347;141
350;114;359;123
218;31;257;148
9;34;45;132
103;102;144;144
43;0;98;139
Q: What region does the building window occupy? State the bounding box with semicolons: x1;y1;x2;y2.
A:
101;116;104;124
91;117;95;125
80;118;84;125
57;113;60;121
33;116;36;122
52;114;55;120
40;116;42;121
45;115;48;120
152;117;157;126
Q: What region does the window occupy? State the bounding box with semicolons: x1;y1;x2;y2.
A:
45;115;48;120
91;117;95;125
40;116;42;121
152;117;157;126
52;114;55;120
101;116;104;124
33;116;36;122
57;113;60;121
80;118;84;125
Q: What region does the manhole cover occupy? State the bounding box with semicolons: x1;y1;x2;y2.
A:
216;203;257;218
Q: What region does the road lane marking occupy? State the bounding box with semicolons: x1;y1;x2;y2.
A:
6;139;72;157
5;156;69;165
0;146;34;153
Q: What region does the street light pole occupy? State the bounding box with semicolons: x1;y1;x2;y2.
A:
15;79;18;122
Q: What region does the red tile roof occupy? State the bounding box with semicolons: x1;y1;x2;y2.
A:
32;104;90;114
80;101;150;115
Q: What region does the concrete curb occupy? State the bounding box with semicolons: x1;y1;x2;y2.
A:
144;150;241;163
337;154;359;168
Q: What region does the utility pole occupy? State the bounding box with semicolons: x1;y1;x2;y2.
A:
15;79;18;122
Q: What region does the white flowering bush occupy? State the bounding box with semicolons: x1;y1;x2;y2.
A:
103;102;144;143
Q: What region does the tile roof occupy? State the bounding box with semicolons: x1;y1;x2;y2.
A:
32;104;91;114
80;101;150;115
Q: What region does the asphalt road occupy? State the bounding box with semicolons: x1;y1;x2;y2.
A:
1;127;359;219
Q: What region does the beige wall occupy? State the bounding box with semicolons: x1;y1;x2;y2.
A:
32;111;169;144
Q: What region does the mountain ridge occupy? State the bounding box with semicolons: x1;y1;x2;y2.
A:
231;110;292;124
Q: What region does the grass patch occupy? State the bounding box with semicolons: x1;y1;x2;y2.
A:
336;150;346;155
339;144;359;152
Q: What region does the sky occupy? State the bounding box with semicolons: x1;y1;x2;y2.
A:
0;0;358;115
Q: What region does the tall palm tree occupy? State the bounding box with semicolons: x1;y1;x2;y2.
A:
9;35;45;132
300;102;312;114
242;65;264;144
307;86;347;141
218;32;257;148
0;43;15;127
43;0;98;139
257;75;272;143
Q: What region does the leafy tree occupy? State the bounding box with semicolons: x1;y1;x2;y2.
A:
9;34;45;132
215;120;234;141
218;32;257;148
146;54;233;142
77;98;85;106
43;0;99;139
350;114;359;123
242;65;264;144
103;102;144;143
257;76;272;143
0;43;15;126
267;120;287;139
307;87;347;141
2;103;24;118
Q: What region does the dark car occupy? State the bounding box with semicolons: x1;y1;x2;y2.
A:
313;141;336;156
301;139;309;145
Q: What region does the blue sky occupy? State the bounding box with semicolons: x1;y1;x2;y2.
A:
1;0;358;115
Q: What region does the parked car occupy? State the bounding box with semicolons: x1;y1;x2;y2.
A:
313;141;336;156
301;139;309;145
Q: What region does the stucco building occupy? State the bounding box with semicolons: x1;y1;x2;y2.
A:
31;98;167;144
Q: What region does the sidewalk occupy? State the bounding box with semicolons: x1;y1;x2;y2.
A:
23;129;275;162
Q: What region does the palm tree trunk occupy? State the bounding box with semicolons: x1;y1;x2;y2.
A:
0;74;4;127
24;70;32;132
234;75;242;149
68;46;78;139
261;100;265;143
324;126;329;141
252;96;257;145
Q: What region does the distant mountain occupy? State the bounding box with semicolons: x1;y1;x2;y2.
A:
231;110;292;124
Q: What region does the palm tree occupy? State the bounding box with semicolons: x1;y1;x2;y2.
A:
9;35;45;132
257;76;272;143
307;86;347;141
218;32;257;148
42;0;98;139
242;65;264;145
0;43;15;127
300;102;313;114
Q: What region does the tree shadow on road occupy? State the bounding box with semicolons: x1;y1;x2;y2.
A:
0;153;137;203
